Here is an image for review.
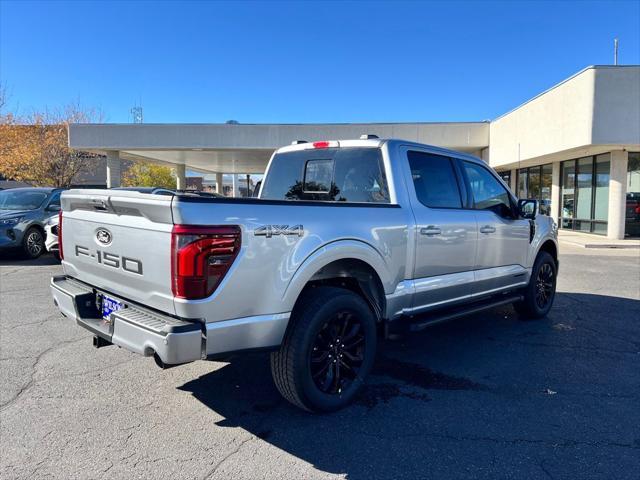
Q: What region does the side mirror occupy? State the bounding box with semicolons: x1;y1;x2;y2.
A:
518;199;538;219
45;204;60;212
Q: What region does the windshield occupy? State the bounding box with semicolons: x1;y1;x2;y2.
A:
0;190;48;210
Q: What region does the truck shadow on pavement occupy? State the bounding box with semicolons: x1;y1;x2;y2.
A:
178;292;640;479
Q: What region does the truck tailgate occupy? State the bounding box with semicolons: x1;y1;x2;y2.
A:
60;190;176;315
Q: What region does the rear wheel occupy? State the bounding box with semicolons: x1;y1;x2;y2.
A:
271;286;377;412
515;251;557;319
22;227;45;259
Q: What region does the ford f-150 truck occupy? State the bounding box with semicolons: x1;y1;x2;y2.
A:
51;138;558;412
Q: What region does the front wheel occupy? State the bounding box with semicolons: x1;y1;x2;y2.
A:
271;286;377;412
515;251;557;319
22;227;45;259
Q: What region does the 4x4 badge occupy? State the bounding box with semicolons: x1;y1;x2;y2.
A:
254;225;303;238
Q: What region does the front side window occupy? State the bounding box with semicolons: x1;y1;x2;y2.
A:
407;151;462;208
463;162;513;218
261;148;389;203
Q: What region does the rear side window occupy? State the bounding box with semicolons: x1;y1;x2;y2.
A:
408;151;462;208
261;148;390;203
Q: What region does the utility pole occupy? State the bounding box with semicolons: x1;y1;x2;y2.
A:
614;38;619;65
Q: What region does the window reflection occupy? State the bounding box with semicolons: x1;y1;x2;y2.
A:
626;152;640;238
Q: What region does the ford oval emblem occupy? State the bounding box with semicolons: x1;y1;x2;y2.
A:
96;228;112;245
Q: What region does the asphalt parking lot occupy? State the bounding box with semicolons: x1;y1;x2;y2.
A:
1;245;639;480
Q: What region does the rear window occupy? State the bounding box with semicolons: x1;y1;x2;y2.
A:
260;147;390;203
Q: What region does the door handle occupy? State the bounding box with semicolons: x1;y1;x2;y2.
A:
420;226;442;236
480;225;496;234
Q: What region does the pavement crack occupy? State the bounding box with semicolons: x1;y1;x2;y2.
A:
0;336;86;411
538;459;555;480
201;436;255;480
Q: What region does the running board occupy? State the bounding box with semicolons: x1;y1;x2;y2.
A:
405;294;524;332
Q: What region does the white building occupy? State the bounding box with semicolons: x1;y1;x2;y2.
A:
69;65;640;239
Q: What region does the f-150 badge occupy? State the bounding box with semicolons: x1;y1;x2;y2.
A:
254;225;304;238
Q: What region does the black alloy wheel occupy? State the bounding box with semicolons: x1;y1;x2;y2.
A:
515;251;557;319
271;286;377;412
535;262;554;309
310;310;366;395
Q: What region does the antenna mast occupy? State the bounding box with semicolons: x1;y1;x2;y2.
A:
130;104;144;124
614;38;619;65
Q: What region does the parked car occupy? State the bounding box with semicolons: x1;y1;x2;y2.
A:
51;138;558;412
44;214;60;260
625;192;640;237
0;187;63;258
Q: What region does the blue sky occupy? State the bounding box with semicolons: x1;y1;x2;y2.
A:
1;0;639;124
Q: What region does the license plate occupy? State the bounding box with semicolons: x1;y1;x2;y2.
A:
100;294;123;320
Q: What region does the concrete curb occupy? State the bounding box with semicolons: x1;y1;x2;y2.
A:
559;239;640;249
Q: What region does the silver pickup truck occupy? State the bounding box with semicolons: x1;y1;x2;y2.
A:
51;138;558;412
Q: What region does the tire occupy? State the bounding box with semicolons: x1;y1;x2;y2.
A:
271;286;377;412
514;251;557;319
22;227;45;259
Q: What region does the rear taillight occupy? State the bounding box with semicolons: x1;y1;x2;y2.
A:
171;225;241;300
58;210;64;260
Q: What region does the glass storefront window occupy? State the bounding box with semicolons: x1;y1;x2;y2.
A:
594;154;610;222
626;152;640;238
576;157;593;231
515;164;552;215
528;166;541;200
560;155;610;235
561;160;576;229
540;164;552;215
518;168;528;199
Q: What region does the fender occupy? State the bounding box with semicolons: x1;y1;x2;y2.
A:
526;216;559;267
280;239;396;312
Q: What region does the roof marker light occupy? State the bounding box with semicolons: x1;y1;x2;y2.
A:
312;141;331;149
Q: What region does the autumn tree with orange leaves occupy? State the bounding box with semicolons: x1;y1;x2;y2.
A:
0;86;103;188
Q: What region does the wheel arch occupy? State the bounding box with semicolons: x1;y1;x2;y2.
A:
282;240;394;322
537;238;558;266
23;222;46;241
